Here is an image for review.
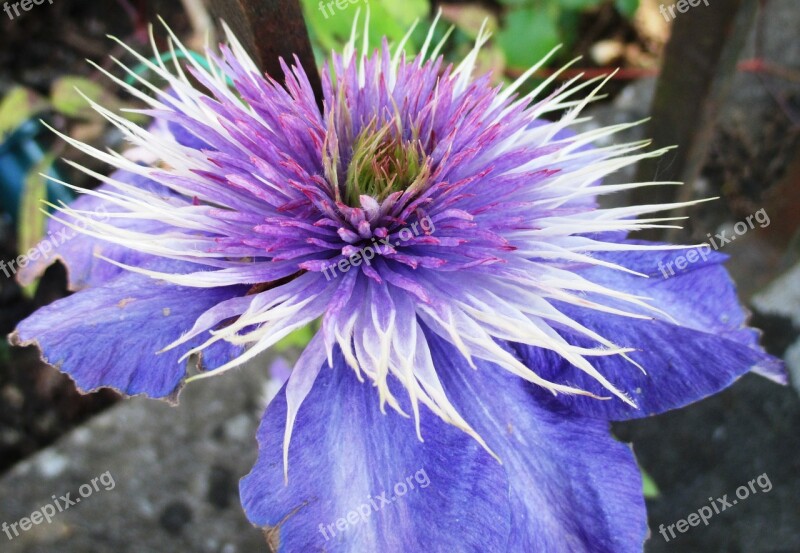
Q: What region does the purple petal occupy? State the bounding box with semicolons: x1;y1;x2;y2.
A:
10;266;248;399
427;332;648;552
581;242;787;383
514;305;783;420
241;332;648;552
240;348;511;552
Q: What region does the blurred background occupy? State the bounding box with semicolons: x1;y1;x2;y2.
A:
0;0;798;551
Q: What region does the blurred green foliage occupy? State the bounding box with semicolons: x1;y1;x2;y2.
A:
301;0;429;56
1;74;146;295
0;77;146;134
498;0;637;70
300;0;640;74
16;154;53;298
0;87;48;139
641;466;661;498
273;322;320;352
497;4;562;70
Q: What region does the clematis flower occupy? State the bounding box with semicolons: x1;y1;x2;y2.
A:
10;15;784;552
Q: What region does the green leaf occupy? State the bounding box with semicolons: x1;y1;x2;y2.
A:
51;76;107;119
273;322;317;352
16;154;54;298
641;466;661;499
0;341;10;365
382;0;428;28
560;0;603;10
497;7;561;70
556;6;582;51
440;4;498;39
0;86;48;138
51;76;146;123
301;0;427;56
615;0;640;17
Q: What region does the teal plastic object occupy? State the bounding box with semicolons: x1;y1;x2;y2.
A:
0;119;73;225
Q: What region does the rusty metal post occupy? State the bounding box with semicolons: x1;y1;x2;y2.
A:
207;0;323;102
634;0;759;240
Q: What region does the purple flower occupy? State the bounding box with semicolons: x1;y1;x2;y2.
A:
10;17;784;552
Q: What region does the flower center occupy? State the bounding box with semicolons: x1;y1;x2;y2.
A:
343;118;430;207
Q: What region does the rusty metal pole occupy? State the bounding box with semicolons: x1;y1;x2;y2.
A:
207;0;323;103
633;0;759;240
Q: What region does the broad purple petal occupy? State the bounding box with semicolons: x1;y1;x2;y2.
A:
241;332;648;552
240;348;511;552
586;244;756;342
11;264;248;399
514;305;782;420
427;332;647;553
580;242;786;383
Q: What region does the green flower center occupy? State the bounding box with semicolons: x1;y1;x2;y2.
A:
342;118;431;207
